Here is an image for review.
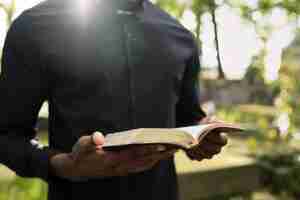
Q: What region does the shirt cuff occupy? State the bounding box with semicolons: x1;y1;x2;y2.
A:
27;146;65;182
27;146;50;182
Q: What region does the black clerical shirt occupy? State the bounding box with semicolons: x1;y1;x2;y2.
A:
0;0;206;199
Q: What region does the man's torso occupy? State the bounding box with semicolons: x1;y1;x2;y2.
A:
17;0;196;199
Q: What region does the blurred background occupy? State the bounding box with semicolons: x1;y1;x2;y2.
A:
0;0;300;199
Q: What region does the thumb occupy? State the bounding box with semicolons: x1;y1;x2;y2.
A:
81;132;105;150
92;131;105;146
71;132;105;160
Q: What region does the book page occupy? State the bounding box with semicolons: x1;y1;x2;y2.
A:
176;124;212;139
103;123;243;150
103;128;195;150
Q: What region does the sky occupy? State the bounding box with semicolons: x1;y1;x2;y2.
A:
0;0;297;80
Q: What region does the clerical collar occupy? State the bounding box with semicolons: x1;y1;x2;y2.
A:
87;0;145;12
50;0;145;11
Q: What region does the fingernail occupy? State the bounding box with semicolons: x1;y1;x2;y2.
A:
93;132;105;146
157;145;166;152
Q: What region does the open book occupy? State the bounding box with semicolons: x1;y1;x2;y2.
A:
102;122;243;151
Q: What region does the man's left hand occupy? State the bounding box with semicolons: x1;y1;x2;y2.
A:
187;116;228;161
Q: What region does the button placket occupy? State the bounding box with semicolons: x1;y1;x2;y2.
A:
121;16;137;128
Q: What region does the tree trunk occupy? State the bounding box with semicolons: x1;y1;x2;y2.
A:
195;12;203;59
6;0;16;26
210;1;225;79
0;0;16;27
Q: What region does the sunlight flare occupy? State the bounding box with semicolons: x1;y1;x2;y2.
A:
76;0;93;18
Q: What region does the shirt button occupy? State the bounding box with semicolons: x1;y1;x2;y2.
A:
117;10;133;15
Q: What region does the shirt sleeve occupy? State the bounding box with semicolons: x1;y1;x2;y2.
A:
175;42;206;127
0;16;51;181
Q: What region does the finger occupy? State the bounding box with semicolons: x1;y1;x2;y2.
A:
199;139;224;152
204;132;228;146
153;149;177;160
103;147;151;168
130;149;177;173
187;149;205;161
132;149;177;167
92;132;105;146
198;144;223;159
101;150;132;168
136;149;177;163
115;158;158;175
187;151;204;161
187;147;212;160
130;145;167;157
90;150;132;172
72;132;105;161
81;132;105;151
200;144;222;156
115;149;177;175
71;138;86;161
104;148;176;176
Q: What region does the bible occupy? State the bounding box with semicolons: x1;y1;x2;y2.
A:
102;122;243;151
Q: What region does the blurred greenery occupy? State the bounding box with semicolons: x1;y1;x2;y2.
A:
0;177;47;200
1;0;300;199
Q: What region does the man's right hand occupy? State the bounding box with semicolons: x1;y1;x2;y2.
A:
50;132;176;181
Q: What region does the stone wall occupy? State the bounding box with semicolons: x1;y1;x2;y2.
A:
199;79;274;106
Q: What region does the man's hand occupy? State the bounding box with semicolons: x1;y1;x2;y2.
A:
187;116;228;161
50;132;176;181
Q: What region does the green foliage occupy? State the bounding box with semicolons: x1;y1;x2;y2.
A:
0;177;47;200
257;148;300;198
216;101;300;199
156;0;186;18
281;0;300;15
258;0;276;13
272;42;300;136
191;0;212;15
216;48;300;197
239;5;253;20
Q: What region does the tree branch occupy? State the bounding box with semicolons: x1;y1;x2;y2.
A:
195;11;201;46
